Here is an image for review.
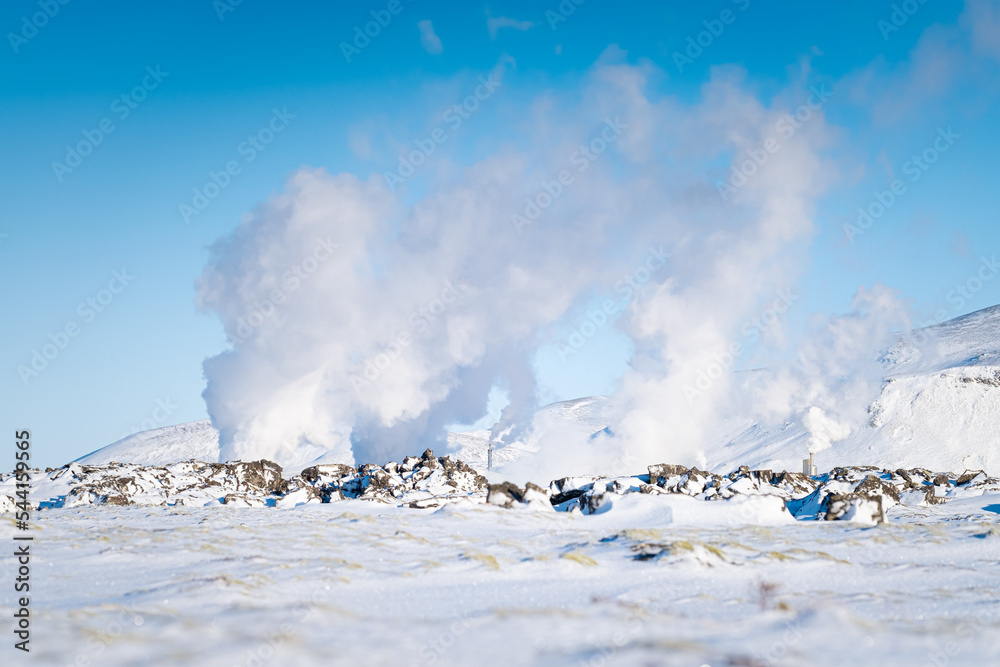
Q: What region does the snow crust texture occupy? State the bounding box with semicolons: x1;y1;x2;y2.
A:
3;494;998;666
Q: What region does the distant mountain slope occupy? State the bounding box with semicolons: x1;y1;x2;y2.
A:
76;420;220;466
75;420;347;471
77;305;1000;475
448;396;614;470
915;304;1000;371
708;304;1000;475
532;395;613;435
78;398;613;471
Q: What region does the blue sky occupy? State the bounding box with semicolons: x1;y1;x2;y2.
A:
3;0;999;467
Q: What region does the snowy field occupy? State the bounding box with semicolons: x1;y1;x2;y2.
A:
4;494;999;667
6;307;1000;666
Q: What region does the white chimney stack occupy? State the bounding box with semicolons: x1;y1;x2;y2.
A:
802;452;817;476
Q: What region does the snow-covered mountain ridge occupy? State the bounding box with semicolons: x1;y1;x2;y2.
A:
75;304;1000;476
711;304;1000;475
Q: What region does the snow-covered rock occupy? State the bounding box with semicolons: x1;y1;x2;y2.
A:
8;448;490;512
3;452;998;525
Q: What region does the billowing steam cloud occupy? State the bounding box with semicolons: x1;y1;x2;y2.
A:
751;284;914;456
198;52;842;473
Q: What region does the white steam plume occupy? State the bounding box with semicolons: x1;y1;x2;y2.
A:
198;53;839;475
749;284;914;458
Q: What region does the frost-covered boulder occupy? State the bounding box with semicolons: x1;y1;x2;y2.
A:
824;494;885;524
487;482;524;508
0;495;18;513
3;454;998;520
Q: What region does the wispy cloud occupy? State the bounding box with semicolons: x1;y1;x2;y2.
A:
418;20;443;54
486;10;534;40
962;0;1000;60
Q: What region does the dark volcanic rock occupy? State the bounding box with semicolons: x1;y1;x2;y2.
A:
647;464;690;485
825;493;885;523
855;475;901;504
5;456;997;520
487;482;524;508
231;460;287;494
301;463;354;484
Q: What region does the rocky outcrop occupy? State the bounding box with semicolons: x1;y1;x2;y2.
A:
537;464;999;523
487;482;524;507
2;456;996;523
2;452;489;511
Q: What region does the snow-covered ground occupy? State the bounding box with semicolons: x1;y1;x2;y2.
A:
3;495;998;666
5;305;999;665
3;451;999;665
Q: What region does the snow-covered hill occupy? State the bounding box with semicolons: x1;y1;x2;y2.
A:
481;306;1000;476
449;396;614;470
710;305;1000;475
76;420;219;466
77;397;614;471
77;305;1000;475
